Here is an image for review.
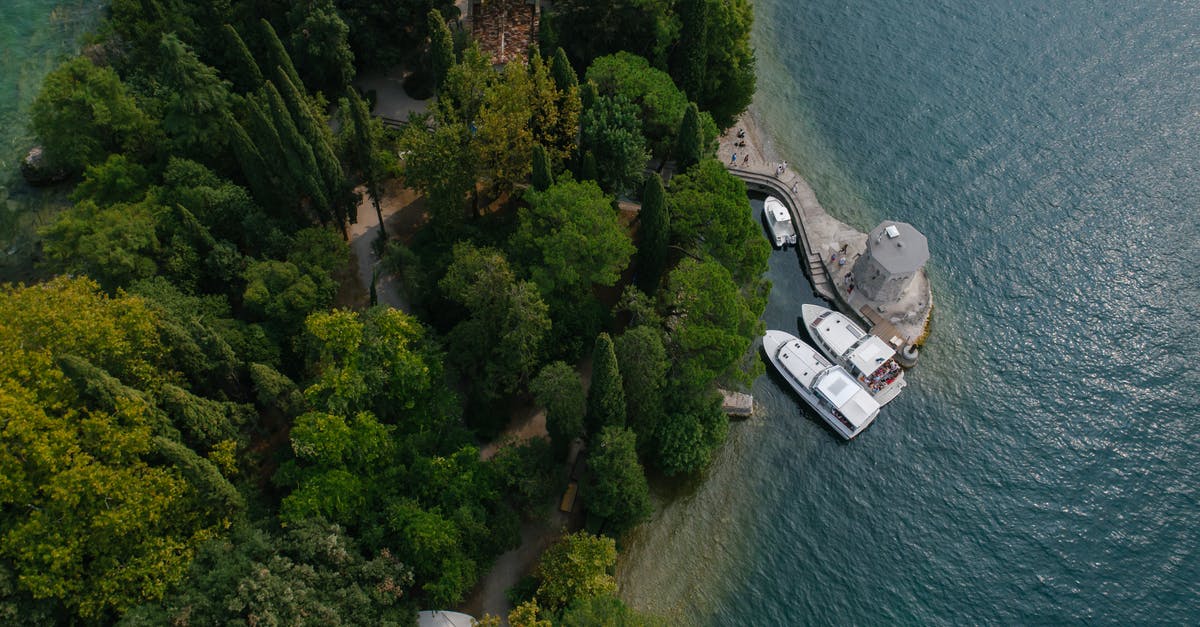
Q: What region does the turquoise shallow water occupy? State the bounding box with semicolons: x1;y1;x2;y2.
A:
620;1;1200;624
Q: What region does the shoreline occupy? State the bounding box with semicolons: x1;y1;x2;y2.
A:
718;107;934;348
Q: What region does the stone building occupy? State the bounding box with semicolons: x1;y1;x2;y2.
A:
851;221;929;303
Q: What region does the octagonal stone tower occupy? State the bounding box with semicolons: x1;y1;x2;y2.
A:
851;221;929;303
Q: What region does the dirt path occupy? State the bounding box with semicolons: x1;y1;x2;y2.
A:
339;181;428;311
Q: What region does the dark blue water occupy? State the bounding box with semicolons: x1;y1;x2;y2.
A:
619;2;1200;624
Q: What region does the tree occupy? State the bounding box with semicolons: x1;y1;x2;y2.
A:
674;102;704;172
440;244;551;404
614;326;668;456
586;52;689;159
510;599;553;627
221;24;263;93
586;426;651;535
548;0;676;69
586;333;626;433
260;19;304;92
428;9;455;91
337;0;458;70
0;278;233;621
684;0;756;128
30;57;158;171
551;47;579;92
287;0;356;94
561;594;664;627
475;62;534;194
531;361;586;458
397;114;476;231
346;88;389;236
40;195;162;290
534;532;618;610
512;179;634;300
654;383;727;475
155;34;232;159
661;257;762;388
579;91;648;194
439;41;493;128
635;173;669;294
671;0;709;100
667;158;769;284
531;144;553;191
120;520;415;625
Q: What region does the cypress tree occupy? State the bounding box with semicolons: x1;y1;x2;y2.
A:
580;80;596;111
277;68;343;199
262;82;329;215
260;19;303;92
551;47;578;92
531;144;552;191
348;88;385;236
675;102;703;172
428;9;454;92
222;24;262;93
586;332;626;434
580;150;598;183
673;0;709;100
228;111;292;212
636;173;669;295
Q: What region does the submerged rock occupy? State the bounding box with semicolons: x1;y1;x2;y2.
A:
20;146;69;187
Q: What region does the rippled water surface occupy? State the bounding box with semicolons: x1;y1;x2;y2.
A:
619;2;1200;624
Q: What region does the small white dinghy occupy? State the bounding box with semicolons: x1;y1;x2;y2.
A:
763;196;798;249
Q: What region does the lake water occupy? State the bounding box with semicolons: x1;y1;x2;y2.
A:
618;1;1200;624
0;1;99;259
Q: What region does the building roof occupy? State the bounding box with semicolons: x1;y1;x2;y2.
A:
867;221;929;273
815;369;879;427
417;611;476;627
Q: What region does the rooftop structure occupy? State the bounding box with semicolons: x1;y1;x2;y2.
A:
851;221;929;302
469;0;540;64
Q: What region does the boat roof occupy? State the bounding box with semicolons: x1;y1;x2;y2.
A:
811;310;865;356
765;198;791;223
848;336;897;375
776;337;831;389
815;369;880;427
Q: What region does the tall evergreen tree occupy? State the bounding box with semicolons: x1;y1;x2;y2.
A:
586;426;651;535
260;19;304;91
531;361;586;459
221;24;263;93
428;9;455;92
586;332;626;434
674;102;704;172
262;82;328;216
635;173;669;295
551;47;578;92
673;0;709;99
277;69;345;222
531;144;552;191
226;112;288;212
347;88;386;236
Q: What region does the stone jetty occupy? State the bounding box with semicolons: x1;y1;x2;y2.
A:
719;115;933;356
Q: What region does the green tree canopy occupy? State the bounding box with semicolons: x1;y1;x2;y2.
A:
286;0;356;94
531;361;586;459
614;325;669;458
586;333;626;434
586;426;651;536
512;179;634;300
635;172;670;295
579;91;648;194
674;101;705;172
534;531;618;610
0;278;235;621
30;57;159;171
661;257;762;388
667;158;769;284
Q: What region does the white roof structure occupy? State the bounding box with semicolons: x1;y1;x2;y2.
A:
775;335;831;389
866;221;929;273
847;336;896;377
418;611;477;627
765;196;791;224
812;310;864;356
816;370;880;427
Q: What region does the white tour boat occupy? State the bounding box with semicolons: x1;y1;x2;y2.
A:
762;196;798;249
762;330;881;440
801;304;907;406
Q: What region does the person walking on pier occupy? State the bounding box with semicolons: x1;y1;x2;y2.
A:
731;153;738;166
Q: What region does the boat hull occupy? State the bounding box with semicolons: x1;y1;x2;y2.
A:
802;304;907;406
763;331;872;440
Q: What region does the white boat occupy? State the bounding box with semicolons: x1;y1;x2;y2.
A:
763;196;798;249
762;330;881;440
801;304;907;406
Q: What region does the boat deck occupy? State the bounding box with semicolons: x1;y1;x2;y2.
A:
859;306;906;350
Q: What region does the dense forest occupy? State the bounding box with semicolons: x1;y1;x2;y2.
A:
0;0;762;624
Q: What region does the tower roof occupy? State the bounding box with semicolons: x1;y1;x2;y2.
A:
866;221;929;273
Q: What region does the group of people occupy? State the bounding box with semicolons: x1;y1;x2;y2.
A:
775;161;789;176
864;360;901;392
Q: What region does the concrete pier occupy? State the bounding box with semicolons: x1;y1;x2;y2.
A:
723;161;933;352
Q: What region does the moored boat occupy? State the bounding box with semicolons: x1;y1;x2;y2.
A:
801;304;907;406
762;330;881;440
763;196;798;249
